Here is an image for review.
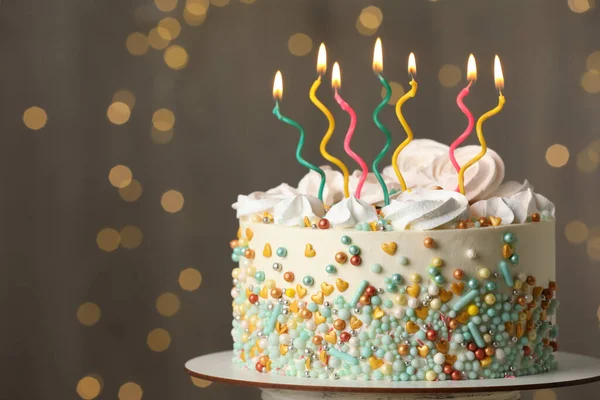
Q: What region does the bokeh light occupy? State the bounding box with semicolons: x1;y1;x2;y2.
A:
97;228;121;252
107;102;131;125
147;328;171;352
438;64;462;88
119;179;143;202
126;33;149;56
568;0;595;14
211;0;230;6
152;108;176;131
23;106;48;130
109;165;133;188
155;0;178;12
164;45;189;70
565;220;589;244
76;376;102;399
287;33;313;57
156;292;181;316
545;144;570;167
185;0;209;17
158;17;182;40
161;190;185;213
581;70;600;93
151;127;175;144
587;50;600;72
355;16;377;36
576;146;599;173
190;376;213;388
587;235;600;261
179;268;203;291
183;8;207;26
533;389;557;400
112;90;136;110
118;382;143;400
148;27;170;50
77;302;101;326
381;81;405;105
359;6;383;30
240;0;257;3
120;226;143;249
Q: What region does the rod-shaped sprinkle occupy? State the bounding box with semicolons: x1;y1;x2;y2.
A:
328;348;359;365
264;303;282;335
332;62;368;198
372;38;392;206
468;321;485;348
499;260;514;287
310;44;350;199
350;280;369;307
452;289;479;312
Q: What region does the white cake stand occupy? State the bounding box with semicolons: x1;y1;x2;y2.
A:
185;351;600;400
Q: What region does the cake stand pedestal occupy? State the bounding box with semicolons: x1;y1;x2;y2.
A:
185;351;600;400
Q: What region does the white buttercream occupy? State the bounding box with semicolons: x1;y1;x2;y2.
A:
273;194;325;227
381;189;470;231
510;188;556;218
324;196;378;229
297;166;344;206
470;197;528;225
350;170;401;205
489;180;532;198
232;183;297;218
383;139;448;189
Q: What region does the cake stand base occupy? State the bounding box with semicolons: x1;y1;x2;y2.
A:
185;351;600;399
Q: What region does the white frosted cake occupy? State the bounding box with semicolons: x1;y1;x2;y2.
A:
229;140;558;382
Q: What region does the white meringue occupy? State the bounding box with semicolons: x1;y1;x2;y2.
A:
324;196;378;229
381;189;470;231
273;194;325;226
489;180;533;198
232;183;297;218
470;197;527;225
383;139;448;189
350;170;401;205
297;165;344;206
509;188;555;218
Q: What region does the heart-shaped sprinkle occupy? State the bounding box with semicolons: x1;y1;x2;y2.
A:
335;278;349;292
245;228;254;240
406;284;421;298
305;243;316;258
369;356;384;370
451;282;464;296
311;291;324;305
321;282;334;296
439;288;453;303
381;242;398;255
456;311;469;324
406;321;420;334
373;306;384;319
350;316;363;330
319;350;328;364
303;216;311;227
480;357;492;367
436;340;450;354
325;331;337;344
279;344;288;355
314;311;326;324
490;216;502;226
516;323;524;338
502;244;513;259
289;301;299;313
417;344;430;358
445;354;457;365
275;322;288;334
263;243;272;258
415;307;429;320
259;286;268;299
237;227;242;239
296;285;307;299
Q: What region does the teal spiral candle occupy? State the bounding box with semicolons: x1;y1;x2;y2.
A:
372;73;392;206
273;101;326;201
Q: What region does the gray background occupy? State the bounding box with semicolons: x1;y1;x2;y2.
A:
1;0;599;399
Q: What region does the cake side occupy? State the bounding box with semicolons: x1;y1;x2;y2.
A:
230;220;558;381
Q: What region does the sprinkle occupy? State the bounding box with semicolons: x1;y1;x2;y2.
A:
328;348;359;365
340;235;352;245
397;255;409;266
499;261;514;287
276;247;287;257
452;289;479;312
264;303;282;335
350;280;369;307
468;322;485;348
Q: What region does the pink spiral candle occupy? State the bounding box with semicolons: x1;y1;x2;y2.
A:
449;81;474;173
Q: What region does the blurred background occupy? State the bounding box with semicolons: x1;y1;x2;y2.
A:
2;0;600;399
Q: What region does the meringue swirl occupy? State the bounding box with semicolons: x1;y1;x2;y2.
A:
298;166;344;206
273;194;325;227
324;196;378;229
232;183;297;218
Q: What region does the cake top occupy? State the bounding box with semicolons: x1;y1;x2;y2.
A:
232;139;555;231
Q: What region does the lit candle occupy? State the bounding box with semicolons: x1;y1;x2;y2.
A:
272;71;326;201
458;55;505;195
332;62;368;199
309;43;350;199
391;53;418;191
449;54;477;176
372;38;393;206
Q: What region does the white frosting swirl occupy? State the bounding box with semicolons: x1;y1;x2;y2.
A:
273;194;325;227
232;183;297;218
350;170;401;205
470;197;527;224
488;180;532;198
510;188;555;218
297;166;344;205
383;139;448;189
324;196;378;229
381;189;470;231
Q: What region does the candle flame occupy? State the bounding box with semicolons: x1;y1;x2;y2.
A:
373;38;383;73
408;52;416;76
273;70;283;100
467;54;477;81
332;62;341;89
317;43;327;75
494;55;504;90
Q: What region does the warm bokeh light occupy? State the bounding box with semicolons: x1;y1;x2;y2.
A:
587;50;600;72
408;53;416;76
77;302;101;326
190;376;213;388
494;55;504;90
576;146;599;173
156;292;181;316
467;54;477;81
119;179;143;202
359;6;383;30
109;165;133;188
183;8;207;25
587;235;600;261
151;127;175;144
211;0;230;6
565;220;589;244
381;81;405;105
545;144;570;167
533;389;557;400
23;106;48;130
438;64;462;87
317;43;327;75
164;45;189;69
107;102;131;125
355;16;377;36
240;0;257;3
155;0;178;12
568;0;595;13
287;33;313;56
373;38;383;73
273;71;283;100
120;226;143;249
179;268;203;291
152;108;175;131
112;90;136;109
581;70;600;93
161;190;184;213
148;27;170;50
126;33;149;56
76;376;102;399
97;228;121;252
147;328;171;352
332;62;341;89
118;382;143;400
158;17;181;40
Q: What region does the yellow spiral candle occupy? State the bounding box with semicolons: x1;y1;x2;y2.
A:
392;53;418;191
310;43;350;198
458;55;506;195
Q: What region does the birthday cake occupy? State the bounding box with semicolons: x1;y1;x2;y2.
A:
229;139;558;382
